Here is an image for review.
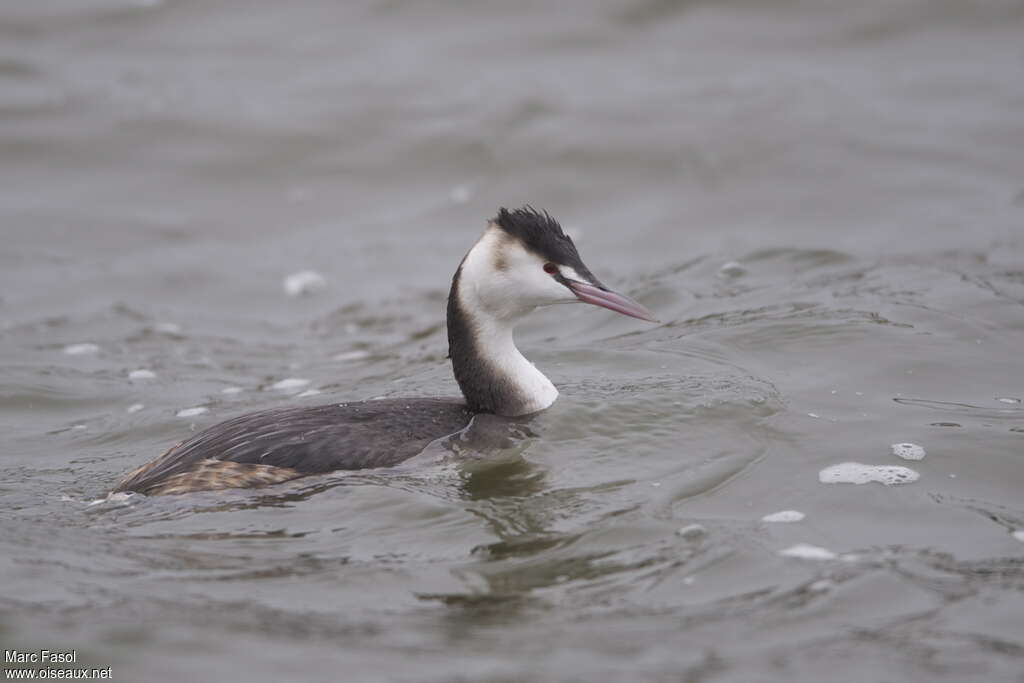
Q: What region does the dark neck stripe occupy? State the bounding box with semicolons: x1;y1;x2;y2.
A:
446;265;530;415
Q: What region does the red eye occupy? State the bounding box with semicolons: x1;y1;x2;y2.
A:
543;263;558;275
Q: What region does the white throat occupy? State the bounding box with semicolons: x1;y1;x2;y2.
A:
458;302;559;416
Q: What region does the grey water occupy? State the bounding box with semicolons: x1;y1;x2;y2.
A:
2;1;1023;681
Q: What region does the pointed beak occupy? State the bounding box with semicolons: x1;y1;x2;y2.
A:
567;281;659;323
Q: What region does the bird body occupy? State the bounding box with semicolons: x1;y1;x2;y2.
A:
113;208;656;495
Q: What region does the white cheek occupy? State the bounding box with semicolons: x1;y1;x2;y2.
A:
557;265;585;283
509;251;574;306
479;264;571;317
461;230;577;320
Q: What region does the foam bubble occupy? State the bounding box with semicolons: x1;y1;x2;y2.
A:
283;270;327;297
129;369;156;380
779;543;836;560
333;350;370;362
272;378;310;392
762;510;805;523
155;322;181;335
176;406;208;418
676;524;707;540
1012;530;1024;543
996;397;1020;404
127;403;144;414
717;261;747;278
64;343;99;355
818;462;920;486
891;443;925;460
222;386;244;394
89;491;135;507
449;184;472;204
296;389;322;398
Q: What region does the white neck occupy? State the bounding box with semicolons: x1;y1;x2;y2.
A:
447;227;559;416
460;299;559;416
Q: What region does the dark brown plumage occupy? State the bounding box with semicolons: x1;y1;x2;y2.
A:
114;399;473;495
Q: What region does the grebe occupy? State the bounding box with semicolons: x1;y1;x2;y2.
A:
113;208;657;495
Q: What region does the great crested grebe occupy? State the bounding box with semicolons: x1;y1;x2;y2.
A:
113;207;657;495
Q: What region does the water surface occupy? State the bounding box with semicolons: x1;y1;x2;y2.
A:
2;1;1023;681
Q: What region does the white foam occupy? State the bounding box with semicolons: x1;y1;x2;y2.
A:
676;524;707;540
891;443;925;460
449;184;472;204
996;397;1020;404
296;389;322;398
762;510;805;523
819;462;920;486
221;386;244;394
155;322;181;335
129;369;156;380
333;350;370;362
127;403;144;414
272;378;310;392
64;343;99;355
89;491;135;507
1012;530;1024;543
717;261;747;278
779;543;836;560
176;406;208;418
283;270;327;297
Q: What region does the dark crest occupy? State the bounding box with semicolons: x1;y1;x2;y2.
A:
492;206;599;283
